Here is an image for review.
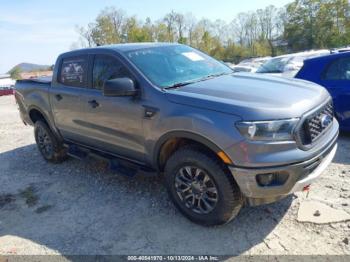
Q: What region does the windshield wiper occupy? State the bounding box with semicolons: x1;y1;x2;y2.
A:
163;81;195;90
164;72;230;90
202;72;230;80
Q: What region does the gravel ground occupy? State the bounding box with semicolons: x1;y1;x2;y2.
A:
0;95;349;256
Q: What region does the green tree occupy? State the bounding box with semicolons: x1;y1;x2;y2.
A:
9;66;21;80
76;1;350;64
283;0;350;51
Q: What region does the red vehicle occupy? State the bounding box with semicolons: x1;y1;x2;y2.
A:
0;87;14;96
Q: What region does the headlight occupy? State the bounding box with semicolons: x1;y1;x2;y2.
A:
235;119;299;141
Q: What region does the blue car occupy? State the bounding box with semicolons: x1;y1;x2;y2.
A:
296;52;350;131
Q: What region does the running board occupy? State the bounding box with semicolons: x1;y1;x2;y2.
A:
67;145;88;160
65;144;156;178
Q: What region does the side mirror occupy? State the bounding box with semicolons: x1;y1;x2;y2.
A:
103;77;137;97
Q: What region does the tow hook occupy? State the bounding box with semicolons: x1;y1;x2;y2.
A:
303;185;311;191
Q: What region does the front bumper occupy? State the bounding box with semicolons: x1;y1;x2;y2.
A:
228;138;338;206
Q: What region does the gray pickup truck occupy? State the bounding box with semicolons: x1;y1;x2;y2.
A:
15;43;339;226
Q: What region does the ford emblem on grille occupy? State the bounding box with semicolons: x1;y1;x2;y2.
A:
320;114;332;128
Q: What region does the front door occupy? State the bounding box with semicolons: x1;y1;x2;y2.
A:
79;54;145;161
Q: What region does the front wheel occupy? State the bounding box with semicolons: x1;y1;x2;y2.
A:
34;120;67;163
164;147;243;226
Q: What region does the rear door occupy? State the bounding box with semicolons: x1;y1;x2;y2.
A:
78;54;145;161
320;56;350;129
50;55;90;141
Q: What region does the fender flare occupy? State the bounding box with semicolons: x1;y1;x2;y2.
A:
27;105;62;140
27;105;50;125
153;130;223;169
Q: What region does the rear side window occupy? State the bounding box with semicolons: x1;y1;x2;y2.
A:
92;55;130;90
59;56;88;87
324;57;350;80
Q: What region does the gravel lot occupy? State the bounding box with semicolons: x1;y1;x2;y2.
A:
0;95;349;256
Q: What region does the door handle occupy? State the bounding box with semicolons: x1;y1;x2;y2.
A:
88;100;99;108
55;94;63;101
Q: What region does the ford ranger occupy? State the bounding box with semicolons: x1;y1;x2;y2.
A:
15;43;339;226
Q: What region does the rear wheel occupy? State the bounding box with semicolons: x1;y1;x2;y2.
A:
34;120;67;163
164;146;243;226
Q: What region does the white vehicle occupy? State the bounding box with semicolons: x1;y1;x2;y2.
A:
256;50;330;77
230;64;255;73
0;74;15;88
230;57;271;73
330;47;350;53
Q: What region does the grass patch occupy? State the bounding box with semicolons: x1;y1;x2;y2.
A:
20;186;38;207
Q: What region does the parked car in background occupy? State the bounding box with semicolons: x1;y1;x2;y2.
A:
229;64;253;73
296;52;350;131
0;86;14;96
256;50;330;78
230;57;271;73
0;74;15;96
330;46;350;53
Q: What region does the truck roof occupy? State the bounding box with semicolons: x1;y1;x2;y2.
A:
60;42;179;57
102;42;179;52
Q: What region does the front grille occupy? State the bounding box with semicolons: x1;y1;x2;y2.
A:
298;101;334;146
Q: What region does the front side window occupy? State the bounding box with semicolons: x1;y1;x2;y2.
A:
324;57;350;80
125;45;232;88
59;56;87;87
92;55;130;90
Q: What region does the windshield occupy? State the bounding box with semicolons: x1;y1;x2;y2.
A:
256;57;291;73
126;45;232;88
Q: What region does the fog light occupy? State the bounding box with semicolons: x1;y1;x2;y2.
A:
256;173;274;186
256;172;289;187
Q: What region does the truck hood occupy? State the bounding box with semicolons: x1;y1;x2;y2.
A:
165;73;330;120
259;70;299;78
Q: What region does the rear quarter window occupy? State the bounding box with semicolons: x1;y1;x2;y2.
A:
323;57;350;80
58;56;88;87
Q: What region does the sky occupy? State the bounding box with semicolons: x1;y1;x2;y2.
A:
0;0;291;74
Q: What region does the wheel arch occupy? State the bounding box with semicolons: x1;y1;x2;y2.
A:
28;106;49;125
28;105;63;141
154;131;229;172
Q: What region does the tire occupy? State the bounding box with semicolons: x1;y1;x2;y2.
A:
164;146;243;226
34;120;67;163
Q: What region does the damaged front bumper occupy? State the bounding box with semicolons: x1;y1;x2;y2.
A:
228;138;338;206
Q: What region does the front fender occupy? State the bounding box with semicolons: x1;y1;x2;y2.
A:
144;102;243;168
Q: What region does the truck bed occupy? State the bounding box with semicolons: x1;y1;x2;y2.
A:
14;77;52;126
16;76;52;85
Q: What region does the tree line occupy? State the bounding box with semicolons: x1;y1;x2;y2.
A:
75;0;350;63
